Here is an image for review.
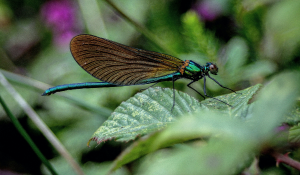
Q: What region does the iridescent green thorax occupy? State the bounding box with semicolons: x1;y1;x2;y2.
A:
182;60;203;76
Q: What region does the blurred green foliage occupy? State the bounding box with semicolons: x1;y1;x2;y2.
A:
0;0;300;174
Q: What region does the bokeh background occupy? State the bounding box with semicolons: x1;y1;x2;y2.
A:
0;0;300;174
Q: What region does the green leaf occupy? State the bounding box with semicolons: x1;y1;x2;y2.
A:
224;37;248;79
241;60;276;81
107;111;256;173
89;84;261;144
201;84;261;119
251;71;300;138
136;138;255;175
181;11;218;61
264;0;300;61
283;105;300;125
289;123;300;143
89;87;201;143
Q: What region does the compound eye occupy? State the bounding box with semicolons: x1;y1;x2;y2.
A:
209;64;218;75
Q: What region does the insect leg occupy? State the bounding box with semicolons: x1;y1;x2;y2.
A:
207;74;236;93
171;76;176;111
203;76;233;107
187;80;206;99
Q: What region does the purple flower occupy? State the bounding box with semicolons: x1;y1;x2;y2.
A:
276;124;289;133
194;0;223;21
41;0;82;47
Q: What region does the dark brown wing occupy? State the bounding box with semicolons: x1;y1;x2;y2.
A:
70;34;184;85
